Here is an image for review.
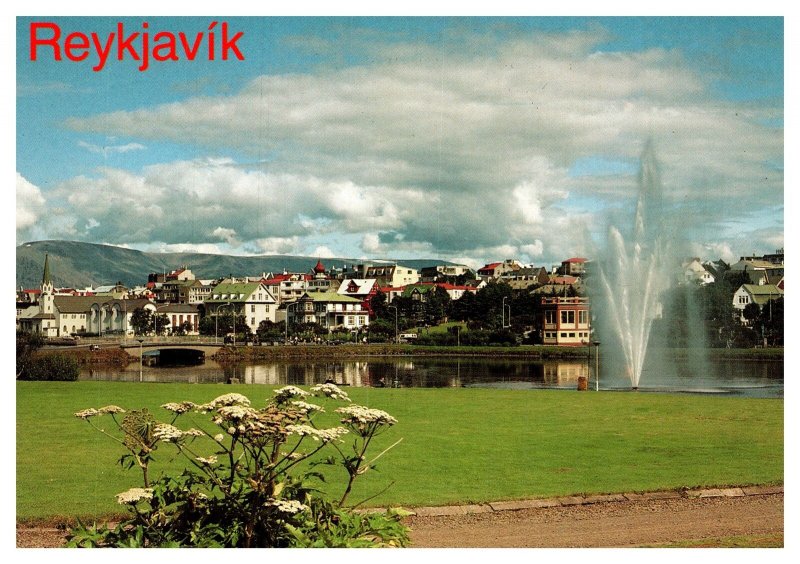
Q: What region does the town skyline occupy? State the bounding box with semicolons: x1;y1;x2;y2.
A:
16;15;784;269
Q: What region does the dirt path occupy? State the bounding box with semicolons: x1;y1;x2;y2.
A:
407;493;783;548
16;491;783;548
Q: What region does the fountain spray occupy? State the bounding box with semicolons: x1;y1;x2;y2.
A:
597;141;670;389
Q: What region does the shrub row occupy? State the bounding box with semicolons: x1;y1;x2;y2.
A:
17;354;80;381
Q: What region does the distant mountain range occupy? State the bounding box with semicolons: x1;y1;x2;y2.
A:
16;240;453;289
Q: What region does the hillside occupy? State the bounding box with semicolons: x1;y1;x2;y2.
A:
16;240;452;289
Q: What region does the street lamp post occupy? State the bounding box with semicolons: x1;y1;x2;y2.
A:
285;302;298;344
387;305;398;344
592;340;601;391
137;337;144;382
231;303;237;349
216;303;232;345
501;296;511;328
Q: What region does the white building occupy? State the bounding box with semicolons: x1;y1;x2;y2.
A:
732;284;783;323
205;282;278;334
293;291;369;331
681;259;715;285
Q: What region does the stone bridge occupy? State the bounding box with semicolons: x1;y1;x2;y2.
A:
120;342;225;359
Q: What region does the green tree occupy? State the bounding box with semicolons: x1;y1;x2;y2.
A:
257;320;284;342
16;331;44;378
171;321;193;336
759;297;783;347
474;281;513;329
742;302;761;325
364;318;394;342
129;308;152;336
369;290;389;320
447;290;478;322
152;313;170;336
422;287;451;326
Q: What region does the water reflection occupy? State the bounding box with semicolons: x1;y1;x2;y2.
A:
79;355;782;398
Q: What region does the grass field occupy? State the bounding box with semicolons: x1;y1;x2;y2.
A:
16;381;783;523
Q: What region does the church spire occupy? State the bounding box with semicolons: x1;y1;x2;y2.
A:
42;253;52;286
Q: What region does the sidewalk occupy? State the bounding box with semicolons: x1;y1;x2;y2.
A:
375;484;784;517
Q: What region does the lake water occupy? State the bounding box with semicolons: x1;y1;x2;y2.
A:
80;353;783;399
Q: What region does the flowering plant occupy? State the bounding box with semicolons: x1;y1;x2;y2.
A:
67;385;408;548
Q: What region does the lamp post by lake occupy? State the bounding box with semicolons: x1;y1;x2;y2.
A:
215;303;232;345
502;296;511;328
231;303;237;349
387;305;398;344
593;340;601;391
285;302;298;344
137;337;144;382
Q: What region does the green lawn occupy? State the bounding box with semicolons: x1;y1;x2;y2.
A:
17;381;783;523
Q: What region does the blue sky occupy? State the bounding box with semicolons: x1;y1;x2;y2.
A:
15;13;784;268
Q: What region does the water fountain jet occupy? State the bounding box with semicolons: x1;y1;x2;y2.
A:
596;141;671;389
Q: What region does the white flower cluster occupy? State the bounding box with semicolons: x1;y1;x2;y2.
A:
195;455;218;465
116;487;154;505
98;405;126;415
75;405;126;419
153;423;184;442
286;424;349;442
182;428;204;437
265;498;308;514
272;386;309;403
290;400;325;414
311;383;351;402
336;405;398;426
161;401;195;414
198;393;251;412
216;405;257;421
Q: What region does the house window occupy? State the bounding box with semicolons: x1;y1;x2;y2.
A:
560;310;575;325
579;310;588;325
545;310;556;324
251;317;255;326
348;316;354;325
251;305;256;312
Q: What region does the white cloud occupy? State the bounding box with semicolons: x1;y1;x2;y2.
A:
689;242;736;264
212;227;239;246
78;140;146;158
16;173;45;233
48;27;782;265
311;246;335;259
254;236;300;255
361;233;381;254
